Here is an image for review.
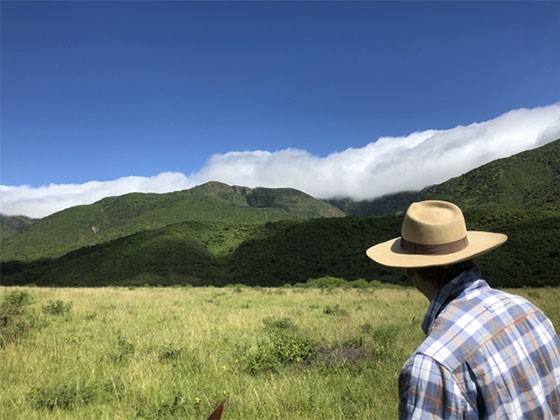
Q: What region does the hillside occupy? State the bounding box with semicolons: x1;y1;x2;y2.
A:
327;191;421;217
2;208;559;287
333;139;560;216
0;214;36;241
420;138;560;210
2;140;560;288
0;182;344;262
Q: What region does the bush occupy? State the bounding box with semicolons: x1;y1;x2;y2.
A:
305;276;349;289
304;277;381;290
158;345;183;362
323;304;349;316
262;316;297;332
0;290;36;347
42;300;72;315
28;382;95;410
349;278;370;288
2;290;34;307
109;336;135;362
243;341;282;374
270;329;316;364
242;318;316;374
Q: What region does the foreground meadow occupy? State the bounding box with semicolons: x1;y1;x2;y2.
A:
1;285;559;419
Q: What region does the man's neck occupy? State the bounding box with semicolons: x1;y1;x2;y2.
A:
406;268;442;302
419;281;441;303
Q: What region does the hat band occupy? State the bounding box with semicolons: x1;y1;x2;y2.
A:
400;236;468;255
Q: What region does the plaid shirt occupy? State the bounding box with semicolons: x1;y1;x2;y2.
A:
399;267;560;419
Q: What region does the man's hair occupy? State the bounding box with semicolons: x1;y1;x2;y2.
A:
414;259;477;288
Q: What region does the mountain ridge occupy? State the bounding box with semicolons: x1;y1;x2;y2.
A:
2;208;558;288
330;138;560;216
2;140;559;288
0;182;344;262
0;214;37;241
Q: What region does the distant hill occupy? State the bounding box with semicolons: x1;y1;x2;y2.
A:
2;141;560;288
0;182;344;262
327;191;422;217
0;214;36;241
420;138;560;210
2;208;559;288
332;139;560;216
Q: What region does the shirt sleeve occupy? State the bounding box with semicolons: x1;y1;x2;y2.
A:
399;353;465;419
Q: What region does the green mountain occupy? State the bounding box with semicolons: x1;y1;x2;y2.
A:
2;208;558;288
2;140;559;288
332;139;560;216
0;182;344;262
420;139;560;210
0;215;37;241
327;191;422;217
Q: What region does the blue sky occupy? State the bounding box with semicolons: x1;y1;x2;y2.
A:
1;1;560;217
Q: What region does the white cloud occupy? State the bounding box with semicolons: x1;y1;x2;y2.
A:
190;103;560;199
1;103;559;218
0;173;194;219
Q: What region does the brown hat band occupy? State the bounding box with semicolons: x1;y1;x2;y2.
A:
400;236;469;255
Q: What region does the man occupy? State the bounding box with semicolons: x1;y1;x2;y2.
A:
366;200;560;419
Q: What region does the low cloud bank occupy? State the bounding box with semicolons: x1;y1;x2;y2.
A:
2;104;559;218
0;173;195;219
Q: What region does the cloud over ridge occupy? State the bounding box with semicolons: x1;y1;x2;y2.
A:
2;103;560;218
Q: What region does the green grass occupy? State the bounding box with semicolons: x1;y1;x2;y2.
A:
1;285;558;419
0;285;422;419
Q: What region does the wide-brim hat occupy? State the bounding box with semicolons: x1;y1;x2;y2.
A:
366;200;507;268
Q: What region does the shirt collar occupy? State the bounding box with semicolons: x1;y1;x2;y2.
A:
421;266;483;334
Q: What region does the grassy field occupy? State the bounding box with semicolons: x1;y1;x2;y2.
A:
1;285;559;419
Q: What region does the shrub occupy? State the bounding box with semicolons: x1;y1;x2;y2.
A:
110;336;135;362
305;276;348;289
0;290;36;347
369;279;383;287
243;341;282;374
42;300;72;315
242;319;316;374
158;345;183;362
343;336;364;349
28;382;95;410
270;329;316;364
323;304;349;316
262;316;297;332
2;290;34;307
349;278;370;288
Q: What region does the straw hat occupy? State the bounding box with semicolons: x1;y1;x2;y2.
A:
366;200;507;268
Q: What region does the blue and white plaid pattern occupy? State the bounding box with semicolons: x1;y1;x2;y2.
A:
399;268;560;419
